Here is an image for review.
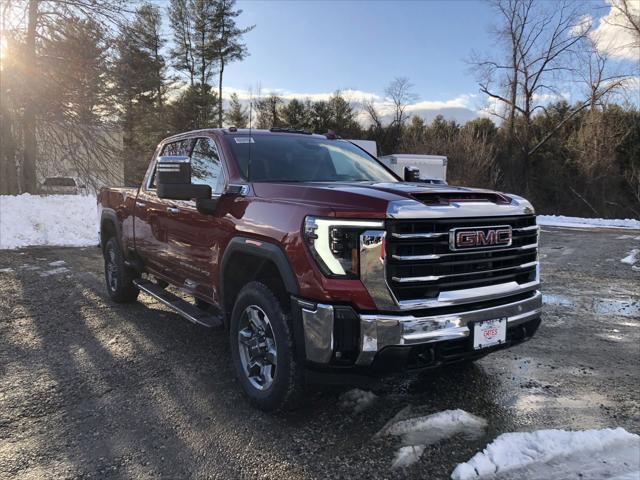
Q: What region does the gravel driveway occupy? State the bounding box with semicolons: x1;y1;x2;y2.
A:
0;227;638;479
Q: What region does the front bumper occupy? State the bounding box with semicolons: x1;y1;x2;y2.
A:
296;290;542;369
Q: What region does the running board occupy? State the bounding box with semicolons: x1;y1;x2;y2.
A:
134;279;223;328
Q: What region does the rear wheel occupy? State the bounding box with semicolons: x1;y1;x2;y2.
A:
103;237;139;303
229;281;304;411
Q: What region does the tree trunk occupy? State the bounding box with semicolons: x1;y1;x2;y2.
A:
22;0;39;194
218;58;224;127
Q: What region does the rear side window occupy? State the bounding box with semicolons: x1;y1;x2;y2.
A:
191;138;225;194
161;139;193;156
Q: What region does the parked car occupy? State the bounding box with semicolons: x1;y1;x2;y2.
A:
40;176;87;195
98;128;541;411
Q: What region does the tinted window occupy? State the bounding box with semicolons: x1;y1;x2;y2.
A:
226;135;397;183
191;138;224;194
161;139;193;156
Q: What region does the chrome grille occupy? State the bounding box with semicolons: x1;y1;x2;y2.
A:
385;215;538;302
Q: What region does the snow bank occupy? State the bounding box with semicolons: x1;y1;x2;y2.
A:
451;427;640;480
537;215;640;230
0;194;98;249
339;389;377;413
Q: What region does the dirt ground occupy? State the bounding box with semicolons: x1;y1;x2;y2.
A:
0;226;638;479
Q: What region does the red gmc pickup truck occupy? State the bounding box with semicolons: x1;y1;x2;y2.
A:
98;128;541;411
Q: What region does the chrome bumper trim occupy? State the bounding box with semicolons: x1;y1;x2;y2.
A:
300;301;334;364
356;290;542;366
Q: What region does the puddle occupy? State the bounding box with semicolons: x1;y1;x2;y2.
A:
543;294;574;307
592;298;640;318
543;294;639;318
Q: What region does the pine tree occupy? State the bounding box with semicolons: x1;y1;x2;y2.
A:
168;0;219;127
114;3;168;183
212;0;254;127
224;92;248;127
281;98;307;129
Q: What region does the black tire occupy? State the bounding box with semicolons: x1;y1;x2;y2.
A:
229;281;304;411
103;237;139;303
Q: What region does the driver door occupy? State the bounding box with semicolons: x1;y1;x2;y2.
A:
163;136;227;303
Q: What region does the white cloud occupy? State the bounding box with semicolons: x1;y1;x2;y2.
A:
223;86;483;125
590;0;640;61
221;86;379;102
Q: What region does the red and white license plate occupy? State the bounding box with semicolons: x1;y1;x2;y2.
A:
473;318;507;350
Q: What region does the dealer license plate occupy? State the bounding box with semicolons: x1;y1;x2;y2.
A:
473;318;507;350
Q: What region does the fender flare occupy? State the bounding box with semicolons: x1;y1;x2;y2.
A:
220;236;300;300
99;209;123;252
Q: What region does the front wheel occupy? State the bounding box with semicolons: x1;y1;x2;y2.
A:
103;237;139;303
229;281;304;411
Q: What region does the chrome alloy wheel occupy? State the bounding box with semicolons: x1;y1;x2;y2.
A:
237;305;277;390
106;246;118;292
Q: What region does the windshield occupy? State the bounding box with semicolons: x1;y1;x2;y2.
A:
226;134;398;183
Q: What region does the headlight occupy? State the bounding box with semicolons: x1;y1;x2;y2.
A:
304;216;385;278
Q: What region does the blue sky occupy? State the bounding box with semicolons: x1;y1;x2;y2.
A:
227;0;497;102
149;0;636;123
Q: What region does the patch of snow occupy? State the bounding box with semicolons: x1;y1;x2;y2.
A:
0;194;98;249
38;267;70;277
0;268;14;273
616;235;640;240
379;408;488;469
621;249;639;266
339;388;377;413
537;215;640;230
451;427;640;480
391;445;425;469
48;260;67;266
383;409;488;445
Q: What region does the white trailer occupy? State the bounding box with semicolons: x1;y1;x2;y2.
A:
378;154;448;184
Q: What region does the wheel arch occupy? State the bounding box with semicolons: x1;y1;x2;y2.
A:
220;237;299;327
100;209;122;253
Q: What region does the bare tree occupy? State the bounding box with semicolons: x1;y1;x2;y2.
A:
3;0;128;193
606;0;640;49
385;77;418;127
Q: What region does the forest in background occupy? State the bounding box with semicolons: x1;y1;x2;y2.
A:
1;0;639;218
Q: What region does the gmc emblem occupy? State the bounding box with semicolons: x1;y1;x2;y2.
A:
449;225;512;251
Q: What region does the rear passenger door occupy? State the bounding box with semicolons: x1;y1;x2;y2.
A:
163;137;227;303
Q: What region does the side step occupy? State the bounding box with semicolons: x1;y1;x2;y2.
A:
133;279;223;328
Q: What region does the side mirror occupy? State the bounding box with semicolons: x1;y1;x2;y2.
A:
404;166;421;182
156;155;211;200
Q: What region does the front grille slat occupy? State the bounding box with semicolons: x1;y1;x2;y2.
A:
386;215;538;302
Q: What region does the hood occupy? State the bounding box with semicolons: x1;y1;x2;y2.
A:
251;181;535;219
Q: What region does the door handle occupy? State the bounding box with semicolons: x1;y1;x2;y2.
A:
135;201;146;208
166;207;180;215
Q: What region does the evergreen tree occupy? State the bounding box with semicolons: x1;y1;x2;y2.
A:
255;94;283;129
114;3;168;183
168;0;219;127
280;98;307;129
212;0;254;127
41;17;113;124
224;92;248;127
328;91;361;138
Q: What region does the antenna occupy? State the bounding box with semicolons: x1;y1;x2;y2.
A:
247;89;253;181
